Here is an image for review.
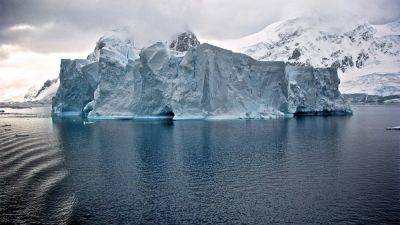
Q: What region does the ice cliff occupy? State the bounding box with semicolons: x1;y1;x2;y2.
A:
52;31;351;119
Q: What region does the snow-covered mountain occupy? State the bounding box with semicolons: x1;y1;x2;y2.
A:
207;17;400;96
24;78;59;103
341;73;400;96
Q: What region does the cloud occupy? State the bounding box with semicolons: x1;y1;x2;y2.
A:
0;0;201;53
0;49;87;101
1;0;399;54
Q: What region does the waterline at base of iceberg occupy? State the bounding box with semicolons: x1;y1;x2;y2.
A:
52;111;351;121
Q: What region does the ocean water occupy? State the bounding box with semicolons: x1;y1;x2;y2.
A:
0;105;399;224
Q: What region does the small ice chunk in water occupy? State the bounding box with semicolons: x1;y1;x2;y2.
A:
386;126;400;130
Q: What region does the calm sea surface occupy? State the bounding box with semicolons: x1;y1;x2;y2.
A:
0;105;399;224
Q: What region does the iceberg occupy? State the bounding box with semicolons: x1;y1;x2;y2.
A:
386;126;400;130
52;31;351;119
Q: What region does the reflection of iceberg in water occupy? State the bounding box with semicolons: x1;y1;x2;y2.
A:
51;115;385;224
51;119;296;223
53;119;178;222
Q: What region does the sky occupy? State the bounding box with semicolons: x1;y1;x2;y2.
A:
1;0;400;101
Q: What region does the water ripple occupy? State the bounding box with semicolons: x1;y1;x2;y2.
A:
0;118;71;225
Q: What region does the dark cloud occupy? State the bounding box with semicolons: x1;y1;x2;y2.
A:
0;0;399;56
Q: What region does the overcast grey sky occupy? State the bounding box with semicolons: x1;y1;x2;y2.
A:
1;0;400;54
1;0;400;100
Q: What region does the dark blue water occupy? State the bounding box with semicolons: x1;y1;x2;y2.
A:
1;105;399;224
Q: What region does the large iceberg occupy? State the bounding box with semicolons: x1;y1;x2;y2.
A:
52;32;351;119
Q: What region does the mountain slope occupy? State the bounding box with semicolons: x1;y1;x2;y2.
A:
24;78;59;104
341;73;400;96
207;17;400;95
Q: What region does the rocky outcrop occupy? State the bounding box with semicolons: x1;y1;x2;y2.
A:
169;31;200;52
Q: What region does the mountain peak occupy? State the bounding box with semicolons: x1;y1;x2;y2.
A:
169;31;200;52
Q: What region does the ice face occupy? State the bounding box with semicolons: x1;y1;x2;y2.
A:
53;40;351;119
170;43;291;119
286;65;350;114
52;59;99;115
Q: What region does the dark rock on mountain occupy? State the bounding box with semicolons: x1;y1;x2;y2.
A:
169;31;200;52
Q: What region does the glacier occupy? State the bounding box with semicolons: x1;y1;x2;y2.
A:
52;31;351;119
